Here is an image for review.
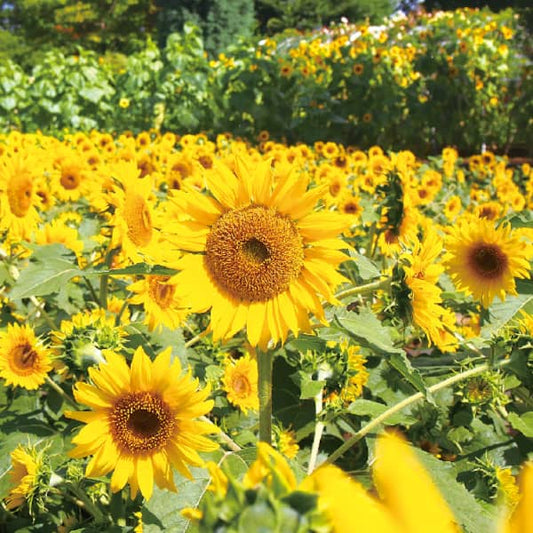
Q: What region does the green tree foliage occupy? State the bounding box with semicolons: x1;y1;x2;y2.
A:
255;0;397;34
0;0;157;68
155;0;256;56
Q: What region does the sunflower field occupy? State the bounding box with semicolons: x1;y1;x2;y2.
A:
0;6;532;533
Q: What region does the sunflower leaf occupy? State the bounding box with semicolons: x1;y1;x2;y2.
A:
8;244;82;299
507;411;533;438
480;293;533;338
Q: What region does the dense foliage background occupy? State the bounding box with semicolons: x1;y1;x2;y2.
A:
0;2;531;155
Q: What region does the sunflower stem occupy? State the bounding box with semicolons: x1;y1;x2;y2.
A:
334;277;391;301
29;296;56;330
307;369;326;474
258;349;274;444
99;245;119;310
323;359;511;466
45;376;78;409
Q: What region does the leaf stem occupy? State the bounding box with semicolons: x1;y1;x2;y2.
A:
29;296;56;330
258;349;274;444
323;359;511;466
45;376;78;409
334;277;391;301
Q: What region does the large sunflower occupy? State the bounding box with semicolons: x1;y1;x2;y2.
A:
0;323;53;390
66;346;218;500
444;217;532;308
166;156;349;348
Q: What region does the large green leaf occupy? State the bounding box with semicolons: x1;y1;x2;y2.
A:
8;244;81;300
347;398;416;426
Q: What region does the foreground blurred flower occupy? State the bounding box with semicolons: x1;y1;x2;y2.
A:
4;445;46;511
167;156;349;348
444;218;531;308
66;346;218;500
0;323;53;390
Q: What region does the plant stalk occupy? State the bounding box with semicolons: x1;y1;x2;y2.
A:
324;359;511;466
258;349;274;444
334;277;391;301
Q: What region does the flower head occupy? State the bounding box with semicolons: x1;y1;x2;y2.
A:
0;323;53;390
66;346;218;500
221;353;259;414
167;155;349;348
444;217;531;307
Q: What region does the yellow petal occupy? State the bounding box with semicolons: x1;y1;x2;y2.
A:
500;462;533;533
130;346;152;391
136;456;154;500
110;455;134;493
302;465;400;533
373;432;459;533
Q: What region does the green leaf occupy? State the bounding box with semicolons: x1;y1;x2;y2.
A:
507;411;533;438
333;306;402;355
350;251;381;281
480;294;533;338
85;263;178;277
9;244;81;299
388;351;430;399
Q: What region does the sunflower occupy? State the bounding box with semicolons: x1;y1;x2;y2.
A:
128;275;188;331
0;151;43;240
108;161;164;264
221;353;259;414
166;156;349;348
66;346;218;500
444;217;532;308
0;323;53;390
4;445;42;510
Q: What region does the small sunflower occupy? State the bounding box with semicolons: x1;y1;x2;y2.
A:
166;156;349;348
4;445;43;510
0;151;42;240
444;217;532;307
0;323;53;390
66;346;218;500
128;275;188;331
221;353;259;414
108;161;164;264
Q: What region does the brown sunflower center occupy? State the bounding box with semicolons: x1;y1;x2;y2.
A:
60;172;80;190
148;276;175;309
7;176;33;217
232;374;251;397
124;194;153;247
110;391;175;455
205;205;305;302
11;342;38;372
468;243;508;279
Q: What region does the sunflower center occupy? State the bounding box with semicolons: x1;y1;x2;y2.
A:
12;342;38;372
124;194;153;247
110;391;175;455
205;205;305;302
7;176;33;217
60;172;80;190
242;237;270;264
232;374;251;397
468;243;508;279
148;276;175;309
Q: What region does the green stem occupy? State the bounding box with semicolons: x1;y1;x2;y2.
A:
99;245;118;310
200;415;241;452
334;277;391;301
308;369;326;475
29;296;56;330
258;349;274;444
46;376;78;409
324;359;511;466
